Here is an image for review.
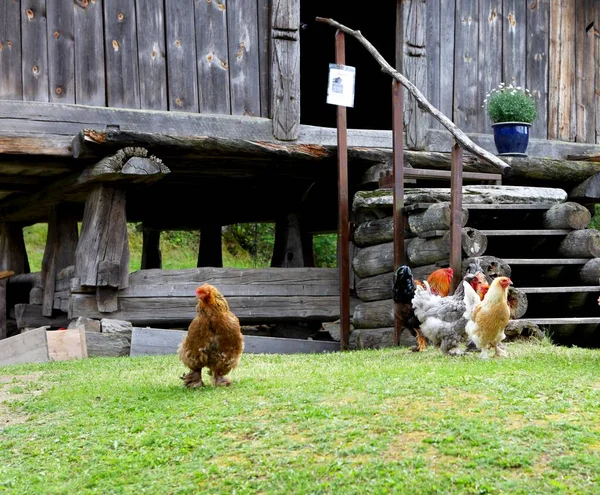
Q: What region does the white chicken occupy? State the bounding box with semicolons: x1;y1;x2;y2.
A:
411;276;482;355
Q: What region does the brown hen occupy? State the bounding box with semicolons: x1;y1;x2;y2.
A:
178;284;244;387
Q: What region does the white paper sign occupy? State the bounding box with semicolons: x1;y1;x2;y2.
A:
326;64;355;108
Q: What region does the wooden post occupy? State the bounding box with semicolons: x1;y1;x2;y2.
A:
141;229;162;269
271;214;304;268
449;141;463;293
41;205;79;316
0;223;30;340
271;0;300;140
75;186;130;313
335;30;351;351
197;224;223;268
396;0;427;149
392;79;406;346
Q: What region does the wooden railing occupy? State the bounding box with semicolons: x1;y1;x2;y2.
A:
317;18;511;350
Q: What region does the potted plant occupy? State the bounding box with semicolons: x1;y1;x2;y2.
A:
483;83;537;156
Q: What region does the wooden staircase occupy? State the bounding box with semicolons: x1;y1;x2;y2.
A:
404;201;600;345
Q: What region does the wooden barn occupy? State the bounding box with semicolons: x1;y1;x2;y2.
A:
2;0;600;358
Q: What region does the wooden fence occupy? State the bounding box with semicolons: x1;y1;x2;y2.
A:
424;0;599;143
0;0;271;117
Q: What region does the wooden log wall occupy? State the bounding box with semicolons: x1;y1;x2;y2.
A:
423;0;600;145
0;0;272;118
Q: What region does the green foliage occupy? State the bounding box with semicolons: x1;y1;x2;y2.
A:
22;222;337;272
1;341;599;494
222;223;275;267
313;233;337;267
589;204;600;231
484;83;537;124
22;224;47;272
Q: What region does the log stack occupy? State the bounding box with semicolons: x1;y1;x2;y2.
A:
350;188;490;349
347;185;577;349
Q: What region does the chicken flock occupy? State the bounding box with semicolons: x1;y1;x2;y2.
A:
177;263;513;389
393;263;513;358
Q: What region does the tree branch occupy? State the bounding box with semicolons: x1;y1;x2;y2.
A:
315;17;510;174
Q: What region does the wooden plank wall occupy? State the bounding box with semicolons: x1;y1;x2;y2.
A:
426;0;599;144
0;0;268;117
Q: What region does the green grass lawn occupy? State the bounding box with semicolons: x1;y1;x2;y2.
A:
1;340;599;494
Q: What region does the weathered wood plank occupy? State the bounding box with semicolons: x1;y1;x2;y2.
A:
194;0;230;114
14;304;70;330
227;0;261;117
74;0;105;105
549;0;576;141
516;317;600;325
480;229;570;236
575;0;597;143
479;0;502;131
165;0;199;112
257;0;270;117
0;327;49;365
70;294;348;325
438;0;455;124
117;267;339;297
518;286;600;294
526;1;549;139
0;100;394;150
0;223;30;276
47;0;75;103
271;25;300;140
0;0;23;100
41;205;78;317
21;0;49;102
136;0;168;110
426;0;441;130
398;0;427;148
104;0;141;108
453;0;479;131
501;258;590;265
76;186;129;291
502;0;526;89
0;279;7;340
271;213;304;267
130;327;339;356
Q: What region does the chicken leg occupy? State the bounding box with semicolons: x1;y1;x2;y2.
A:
181;370;205;388
212;375;232;387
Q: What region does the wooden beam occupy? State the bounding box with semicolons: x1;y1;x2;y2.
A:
75;186;130;313
41;205;78;317
130;328;339;357
271;213;304;268
397;0;427;149
271;0;300;140
0;147;170;223
449;142;463;293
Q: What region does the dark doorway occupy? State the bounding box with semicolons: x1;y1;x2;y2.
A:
299;2;397;130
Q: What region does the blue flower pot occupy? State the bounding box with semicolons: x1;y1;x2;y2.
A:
492;122;531;156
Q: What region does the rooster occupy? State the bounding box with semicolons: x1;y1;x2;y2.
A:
393;266;454;351
178;284;244;387
411;275;482;355
465;276;512;359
